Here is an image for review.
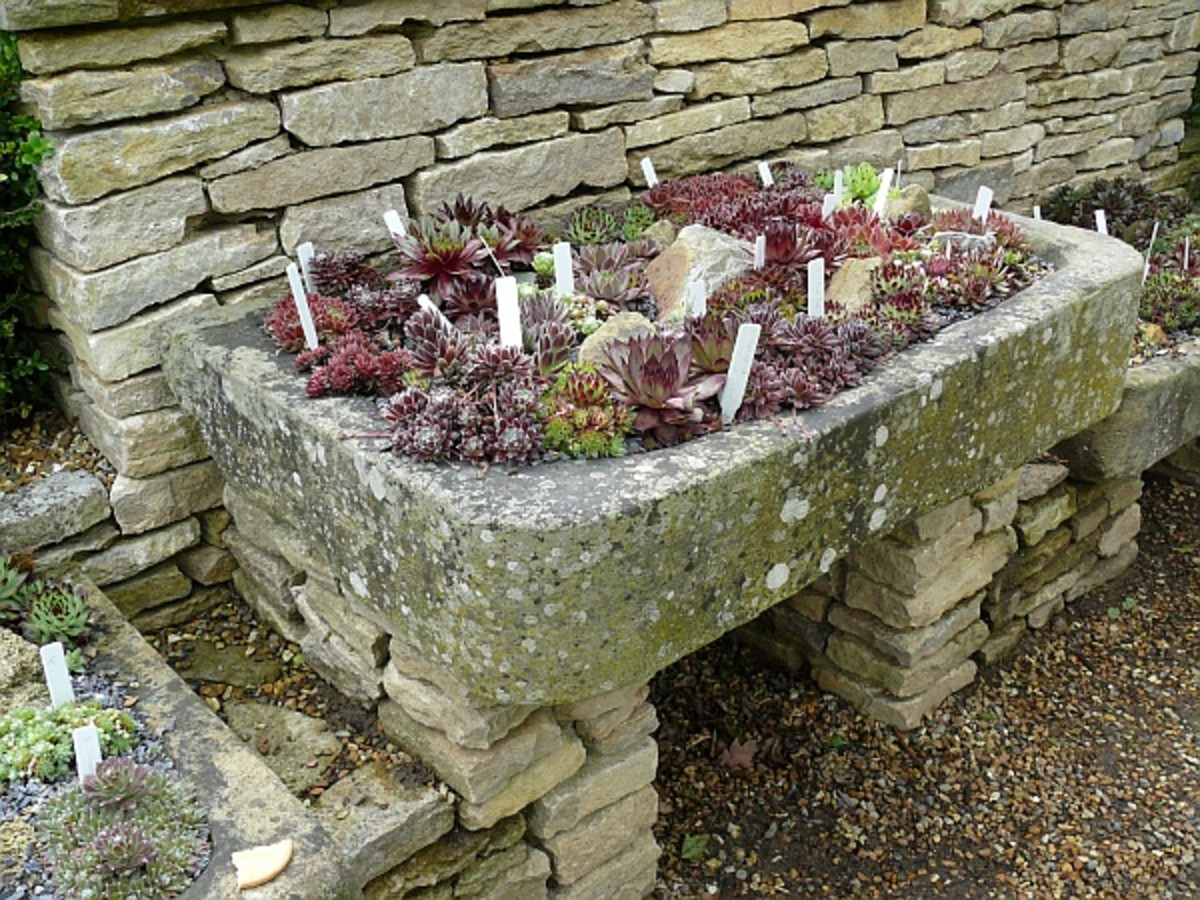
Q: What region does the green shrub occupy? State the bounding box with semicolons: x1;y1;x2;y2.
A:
1;31;55;424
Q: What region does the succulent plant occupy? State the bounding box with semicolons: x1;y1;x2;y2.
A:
621;202;657;241
0;551;28;625
1043;176;1192;248
686;314;736;377
22;578;90;646
308;250;382;295
0;702;137;783
301;333;414;398
539;364;634;458
263;293;359;352
405;306;468;380
565;205;620;245
1140;269;1200;334
395;217;489;299
39;757;209;900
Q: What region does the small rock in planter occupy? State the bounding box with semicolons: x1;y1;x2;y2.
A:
887;183;932;220
645;224;748;324
0;628;50;714
827;257;883;317
578;312;655;367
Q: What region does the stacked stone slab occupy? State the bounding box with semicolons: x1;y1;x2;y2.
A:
740;461;1141;729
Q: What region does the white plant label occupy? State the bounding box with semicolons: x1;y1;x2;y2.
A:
1095;209;1108;236
297;242;315;294
552;241;575;297
687;277;707;318
895;158;903;190
720;323;761;426
873;168;894;217
833;170;844;206
753;234;766;270
40;642;75;709
972;185;994;223
640;156;659;188
1142;220;1160;286
383;209;406;240
286;264;319;351
1185;236;1191;271
417;294;454;330
495;277;522;349
807;258;826;319
821;194;837;220
1032;204;1042;220
758;161;775;187
73;724;102;783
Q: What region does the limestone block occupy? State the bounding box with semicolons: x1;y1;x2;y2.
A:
549;830;659;900
981;123;1045;158
571;694;651;745
651;0;725;31
689;48;826;99
786;586;833;621
230;568;307;646
312;760;453;887
38;100;280;205
280;184;409;258
906;139;981;171
282;62;484;146
1103;477;1144;514
826;621;987;698
650;20;808;66
34;177;206;273
898;24;981;59
1059;0;1131;36
752;76;861;117
892;496;974;545
0;0;116;31
826;39;898;77
1062;31;1124;74
409;129;625;215
1016;567;1082;620
1013;158;1077;199
49;295;217;384
81;517;199;586
294;579;388;664
809;0;925;39
103;561;193;618
1016;525;1073;583
128;583;224;631
884;73;1026;126
198;509;230;549
1017;461;1070;501
928;0;1023;29
572;97;683;131
378;706;568;804
222;488;334;576
176;544;236;586
973;469;1021;533
940;156;1014;201
33;225;275;331
644;224;747;324
625;97;750;149
555;682;647;724
728;0;841;17
489;42;655;119
329;0;483;36
817;659;977;730
1029;70;1130;107
459;745;590;830
1027;593;1065;629
944;49;999;84
0;628;50;713
437;111;569;158
1076;137;1136;171
541;785;657;884
198;135;292;180
455;843;551;898
1098;504;1141;558
77;403;208;480
529;737;657;839
1070;498;1109;542
210;257;290;293
899;113;969;145
419;0;653;61
851;509;982;592
300;623;384;703
828;592;983;668
0;470;110;551
35;520;119;570
867;60;945;94
109;459;223;535
805;94;884;143
981;10;1057;49
17;20;226;75
1065;540;1137;601
224;35;415;94
653;69;694;94
1167;13;1200;51
229;4;327;44
632;113;806;184
209;137;434;214
1015;485;1077;546
975;619;1026;665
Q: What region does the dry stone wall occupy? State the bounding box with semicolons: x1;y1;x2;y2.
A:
6;0;1197;648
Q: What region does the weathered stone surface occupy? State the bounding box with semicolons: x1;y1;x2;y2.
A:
329;0;482;36
819;658;977;729
944;48;998;83
885;73;1026;126
209;137;434;214
0;628;49;713
300;623;384;703
550;830;659;900
569;689;651;744
229;543;307;644
625;97;750;148
805;94;884;143
824;256;880;315
827;620;988;697
420;0;652;61
654;68;694;94
829;592;983;668
437;111;569;158
280;184;409;258
809;0;925;39
589;703;659;757
631;112;807;183
529;737;657;839
981;123;1045;158
34;177;206;273
974;469;1021;533
103;561;193;618
489;42;655;118
225;701;341;795
49;294;217;384
752;76;861;117
644;225;747;324
225;35;415;94
851;509;983;592
198;135;292;180
211;256;290;293
892;495;974;545
17;20;226;74
165;218;1142;705
690;48;826;99
33;225;275;332
981;10;1057;48
928;0;1022;28
282;62;484;146
1098;504;1141;558
867;60;945;94
886;183;933;220
935;158;1015;205
0;470;109;551
456;843;550;898
575;312;655;367
110;460;222;535
898;24;981;59
314;761;453;887
651;0;725;31
229;4;326;43
38;100;280;204
223;487;335;576
82;517;199;585
650;20;808;66
827;38;898;77
572;97;683;131
408;129;625;215
1015;486;1076;546
542;785;657;884
77;403;209;479
906;138;980;171
0;0;116;31
36;520;120;570
728;0;842;17
1065;539;1137;601
176;544;236;586
458;737;586;830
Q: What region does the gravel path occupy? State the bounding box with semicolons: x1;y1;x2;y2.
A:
651;474;1199;898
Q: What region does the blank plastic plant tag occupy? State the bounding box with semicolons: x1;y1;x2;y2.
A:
496;277;522;349
417;294;454;330
72;724;102;783
552;241;574;297
40;642;75;708
758;161;774;187
1032;204;1042;220
297;242;315;294
872;168;894;217
1095;209;1108;236
895;158;903;190
1186;237;1191;271
286;264;319;351
1142;220;1160;286
720;323;762;426
807;258;826;319
383;209;406;239
753;234;766;270
833;170;844;206
687;277;706;318
640;156;659;188
821;194;837;220
972;186;994;223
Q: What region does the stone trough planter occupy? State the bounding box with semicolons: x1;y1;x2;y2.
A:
1056;337;1200;481
163;213;1142;710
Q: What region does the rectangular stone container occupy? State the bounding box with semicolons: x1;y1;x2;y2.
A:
164;214;1142;707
